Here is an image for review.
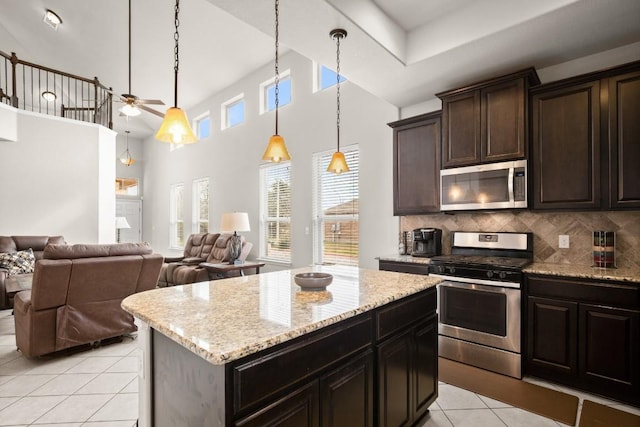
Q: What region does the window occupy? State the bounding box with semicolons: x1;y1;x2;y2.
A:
260;70;291;114
169;183;185;249
221;94;245;129
259;163;291;263
312;146;359;266
194;112;211;139
192;178;209;233
115;177;138;196
316;64;347;91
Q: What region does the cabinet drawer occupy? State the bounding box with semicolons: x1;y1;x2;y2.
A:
378;260;429;275
376;289;436;341
527;276;640;309
232;314;373;415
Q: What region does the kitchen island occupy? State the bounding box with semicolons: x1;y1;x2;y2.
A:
122;265;441;427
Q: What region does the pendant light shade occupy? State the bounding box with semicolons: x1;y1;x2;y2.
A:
119;131;135;166
262;0;290;162
156;0;197;144
327;29;349;174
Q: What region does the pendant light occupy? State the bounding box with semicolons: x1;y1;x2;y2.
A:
155;0;197;144
327;29;349;174
119;131;135;166
262;0;291;162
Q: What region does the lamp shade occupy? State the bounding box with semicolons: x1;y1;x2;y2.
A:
262;134;291;163
155;107;198;144
115;217;131;229
220;212;250;233
327;151;350;174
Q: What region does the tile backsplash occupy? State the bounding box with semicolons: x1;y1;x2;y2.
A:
401;211;640;269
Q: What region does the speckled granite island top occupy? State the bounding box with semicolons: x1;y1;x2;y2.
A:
122;265;441;365
524;262;640;283
377;254;432;264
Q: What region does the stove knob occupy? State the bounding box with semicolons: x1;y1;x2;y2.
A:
486;270;494;279
499;271;507;280
448;266;456;274
436;265;445;274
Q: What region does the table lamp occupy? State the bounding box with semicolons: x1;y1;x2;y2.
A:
220;212;250;264
115;216;131;243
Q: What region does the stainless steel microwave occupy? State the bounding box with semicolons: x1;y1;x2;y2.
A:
440;160;527;211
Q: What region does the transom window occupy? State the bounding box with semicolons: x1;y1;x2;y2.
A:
194;112;211;139
116;177;138;196
260;70;291;114
222;94;245;129
312;146;359;266
317;64;346;91
259;163;291;263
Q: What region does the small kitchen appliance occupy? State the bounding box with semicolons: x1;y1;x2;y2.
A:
428;231;533;378
411;228;442;257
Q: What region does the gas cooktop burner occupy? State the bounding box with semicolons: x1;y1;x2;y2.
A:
429;255;532;270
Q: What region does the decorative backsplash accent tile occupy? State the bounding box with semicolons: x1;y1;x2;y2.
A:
401;211;640;269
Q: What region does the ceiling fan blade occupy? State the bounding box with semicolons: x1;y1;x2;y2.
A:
136;99;165;105
139;104;166;118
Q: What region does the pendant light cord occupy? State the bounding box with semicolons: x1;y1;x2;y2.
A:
274;0;280;135
335;33;342;152
128;0;132;94
173;0;180;108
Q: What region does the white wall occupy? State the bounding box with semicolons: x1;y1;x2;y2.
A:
0;108;116;243
142;50;399;270
0;103;18;142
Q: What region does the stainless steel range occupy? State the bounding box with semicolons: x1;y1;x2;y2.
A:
428;231;533;378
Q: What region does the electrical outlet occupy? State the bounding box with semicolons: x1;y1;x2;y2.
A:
559;235;570;249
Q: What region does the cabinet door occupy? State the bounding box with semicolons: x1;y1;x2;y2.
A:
377;331;412;427
392;115;441;215
413;316;438;421
320;350;374;427
578;304;640;404
531;80;601;209
481;78;526;162
234;381;319;427
608;70;640;209
442;91;481;168
526;297;578;378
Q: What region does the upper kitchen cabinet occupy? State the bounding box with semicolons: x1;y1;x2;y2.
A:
531;60;640;210
389;112;441;215
437;68;540;168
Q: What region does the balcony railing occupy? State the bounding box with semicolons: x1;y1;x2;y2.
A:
0;50;112;129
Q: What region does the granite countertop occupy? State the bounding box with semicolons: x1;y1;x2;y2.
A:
122;265;441;365
377;254;432;264
524;262;640;283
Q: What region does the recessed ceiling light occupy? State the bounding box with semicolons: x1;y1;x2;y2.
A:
41;91;57;101
43;9;62;31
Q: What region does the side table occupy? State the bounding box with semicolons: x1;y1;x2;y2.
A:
199;261;266;279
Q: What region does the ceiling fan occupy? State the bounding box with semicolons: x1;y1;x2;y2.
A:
115;0;164;118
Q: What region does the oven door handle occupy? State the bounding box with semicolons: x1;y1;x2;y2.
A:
430;273;520;289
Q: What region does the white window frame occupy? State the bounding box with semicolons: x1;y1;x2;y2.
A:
259;69;291;115
312;145;359;266
221;93;245;130
259;162;292;264
192;178;209;234
169;183;185;250
193;111;211;139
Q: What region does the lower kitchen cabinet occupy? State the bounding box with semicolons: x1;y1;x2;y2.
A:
377;315;438;427
525;275;640;406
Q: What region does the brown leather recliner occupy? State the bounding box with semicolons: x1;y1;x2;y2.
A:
0;235;66;308
158;233;252;287
13;242;163;358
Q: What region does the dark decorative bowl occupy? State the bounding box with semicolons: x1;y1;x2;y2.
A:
294;272;333;291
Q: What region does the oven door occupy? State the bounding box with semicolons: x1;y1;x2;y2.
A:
438;280;520;353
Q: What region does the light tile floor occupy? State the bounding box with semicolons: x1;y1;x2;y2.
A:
0;309;638;426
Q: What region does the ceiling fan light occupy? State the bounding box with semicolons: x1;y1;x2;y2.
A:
41;91;56;102
43;9;62;30
327;151;350;174
120;103;141;117
262;134;291;163
155;107;197;144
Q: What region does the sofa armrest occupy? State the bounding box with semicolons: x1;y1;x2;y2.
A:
163;256;185;263
13;290;32;315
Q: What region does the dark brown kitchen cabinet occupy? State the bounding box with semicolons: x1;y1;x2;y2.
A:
438;68;539;168
378;260;429;275
389;112;441;215
531;60;640;210
525;275;640;406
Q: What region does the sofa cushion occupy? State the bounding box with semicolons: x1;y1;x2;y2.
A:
210;234;232;262
0;249;35;276
44;242;152;259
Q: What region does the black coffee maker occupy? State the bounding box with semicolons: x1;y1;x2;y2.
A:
412;228;442;257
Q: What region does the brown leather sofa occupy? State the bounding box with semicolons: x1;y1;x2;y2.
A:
158;233;252;287
0;235;66;308
13;242;163;358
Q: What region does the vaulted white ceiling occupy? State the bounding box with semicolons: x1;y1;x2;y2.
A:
1;0;639;137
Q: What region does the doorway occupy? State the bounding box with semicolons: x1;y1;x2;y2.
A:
116;199;142;243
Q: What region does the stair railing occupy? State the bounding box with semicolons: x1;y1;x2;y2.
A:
0;50;112;129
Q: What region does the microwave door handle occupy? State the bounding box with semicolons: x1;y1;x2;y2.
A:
508;167;515;203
